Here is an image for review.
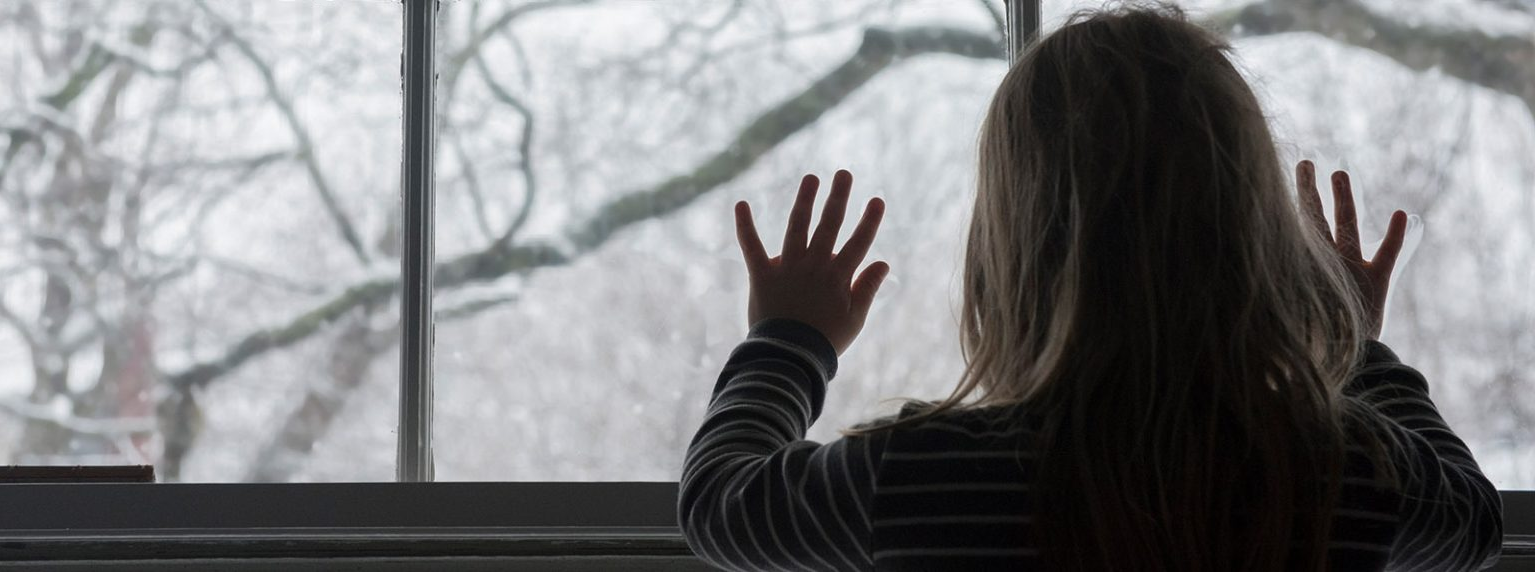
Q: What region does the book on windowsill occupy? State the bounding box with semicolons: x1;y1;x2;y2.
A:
0;465;155;483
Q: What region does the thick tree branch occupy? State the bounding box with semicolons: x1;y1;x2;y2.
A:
1212;0;1534;109
165;26;1003;392
167;276;397;390
564;28;998;251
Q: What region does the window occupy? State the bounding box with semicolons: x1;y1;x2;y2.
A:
0;0;1528;567
0;0;1016;484
0;0;403;482
429;0;1008;480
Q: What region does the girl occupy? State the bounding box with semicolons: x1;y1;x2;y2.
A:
678;5;1503;571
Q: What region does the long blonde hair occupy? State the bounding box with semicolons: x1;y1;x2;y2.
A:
847;4;1399;570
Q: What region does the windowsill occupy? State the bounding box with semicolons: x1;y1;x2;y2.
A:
0;483;1527;570
0;482;709;570
0;527;697;562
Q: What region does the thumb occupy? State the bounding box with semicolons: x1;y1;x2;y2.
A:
850;261;890;318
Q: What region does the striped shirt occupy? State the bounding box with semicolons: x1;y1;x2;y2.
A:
678;318;1504;571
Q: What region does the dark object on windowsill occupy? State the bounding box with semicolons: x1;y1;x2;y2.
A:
0;465;155;483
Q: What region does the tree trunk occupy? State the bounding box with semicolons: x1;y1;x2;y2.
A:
245;307;394;482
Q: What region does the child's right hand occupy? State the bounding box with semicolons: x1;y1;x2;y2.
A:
1294;160;1408;340
732;170;889;356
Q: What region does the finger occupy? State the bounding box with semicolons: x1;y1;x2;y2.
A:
807;169;854;257
1369;209;1409;277
850;260;890;319
1295;160;1331;241
1331;171;1362;259
734;201;770;275
782;174;819;261
834;197;885;276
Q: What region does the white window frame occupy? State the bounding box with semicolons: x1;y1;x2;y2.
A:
0;1;1528;568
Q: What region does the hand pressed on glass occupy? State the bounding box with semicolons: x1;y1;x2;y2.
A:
733;169;889;355
1294;160;1408;340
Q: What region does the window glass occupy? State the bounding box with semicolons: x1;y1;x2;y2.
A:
428;0;1007;480
430;0;1532;488
1043;0;1534;488
0;0;402;482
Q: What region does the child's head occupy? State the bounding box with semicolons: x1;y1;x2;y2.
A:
961;3;1363;403
951;4;1376;568
837;5;1390;568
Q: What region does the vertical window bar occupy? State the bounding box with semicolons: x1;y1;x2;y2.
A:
1005;0;1042;62
398;0;437;483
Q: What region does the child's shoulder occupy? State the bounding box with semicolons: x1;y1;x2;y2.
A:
899;399;1033;421
866;400;1039;438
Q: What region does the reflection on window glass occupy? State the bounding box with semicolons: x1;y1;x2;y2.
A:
0;1;402;482
426;0;1007;481
428;0;1531;488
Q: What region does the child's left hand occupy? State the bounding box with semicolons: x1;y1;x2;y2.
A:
733;169;889;356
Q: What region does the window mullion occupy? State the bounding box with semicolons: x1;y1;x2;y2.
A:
1005;0;1042;62
398;0;437;483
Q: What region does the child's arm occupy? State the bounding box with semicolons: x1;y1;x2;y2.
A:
1297;162;1501;566
1348;341;1504;571
678;318;887;571
679;170;889;569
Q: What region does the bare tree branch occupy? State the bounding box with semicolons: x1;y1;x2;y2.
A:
0;295;40;349
1;42;114;184
148;149;289;175
89;31;225;80
446;0;601;78
87;24;155;145
439;0;600;115
628;0;747;74
0;398;157;436
1478;0;1534;13
449;134;498;241
473;50;539;245
41;45;116;112
195;0;374;265
436;292;521;322
978;0;1006;39
619;0;896;86
1211;0;1534;110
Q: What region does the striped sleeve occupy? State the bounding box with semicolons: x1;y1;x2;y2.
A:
1347;341;1504;571
678;318;888;572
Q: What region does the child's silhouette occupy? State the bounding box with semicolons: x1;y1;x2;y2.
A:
679;5;1502;571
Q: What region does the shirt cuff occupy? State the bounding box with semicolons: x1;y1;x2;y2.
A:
747;318;839;380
